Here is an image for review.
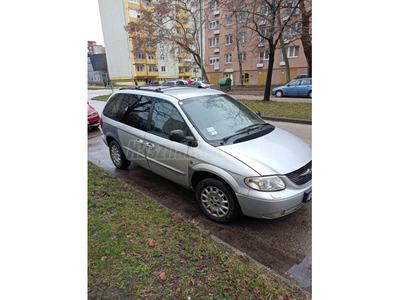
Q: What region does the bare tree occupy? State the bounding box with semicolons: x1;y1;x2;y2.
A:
221;0;305;100
124;0;210;81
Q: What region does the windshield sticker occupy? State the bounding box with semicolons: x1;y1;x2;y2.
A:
207;127;218;136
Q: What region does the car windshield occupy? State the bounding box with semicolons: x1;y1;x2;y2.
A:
180;94;273;146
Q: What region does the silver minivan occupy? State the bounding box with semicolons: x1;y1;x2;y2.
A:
101;86;312;223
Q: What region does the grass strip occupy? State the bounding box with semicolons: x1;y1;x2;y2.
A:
88;162;311;299
238;100;312;121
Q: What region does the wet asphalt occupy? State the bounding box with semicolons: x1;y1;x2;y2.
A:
87;90;312;292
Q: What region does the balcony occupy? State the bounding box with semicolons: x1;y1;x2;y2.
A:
258;41;265;47
214;46;219;53
257;58;264;68
214;8;219;15
214;62;219;70
214;28;219;35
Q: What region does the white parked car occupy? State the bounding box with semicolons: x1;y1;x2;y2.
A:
101;86;312;223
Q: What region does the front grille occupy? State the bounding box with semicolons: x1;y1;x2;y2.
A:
285;161;312;186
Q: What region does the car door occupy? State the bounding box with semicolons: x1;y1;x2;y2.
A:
145;98;192;187
117;93;153;169
285;80;301;96
296;79;312;96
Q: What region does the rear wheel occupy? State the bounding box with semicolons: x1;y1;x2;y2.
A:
275;90;283;97
109;141;130;170
195;178;241;223
308;90;312;98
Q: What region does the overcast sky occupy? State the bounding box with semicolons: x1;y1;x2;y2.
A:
87;0;105;46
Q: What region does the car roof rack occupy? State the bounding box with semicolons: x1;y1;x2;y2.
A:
119;85;203;93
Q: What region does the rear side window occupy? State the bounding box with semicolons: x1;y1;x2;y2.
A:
121;95;153;130
103;94;123;120
301;79;311;85
102;93;153;131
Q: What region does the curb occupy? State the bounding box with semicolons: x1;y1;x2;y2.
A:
261;116;312;125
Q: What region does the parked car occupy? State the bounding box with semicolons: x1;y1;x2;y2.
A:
189;81;216;89
293;74;309;80
272;78;312;98
161;80;187;86
101;86;312;223
151;79;159;84
87;102;100;129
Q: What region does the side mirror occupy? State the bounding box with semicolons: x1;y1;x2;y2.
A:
255;111;261;117
169;130;196;146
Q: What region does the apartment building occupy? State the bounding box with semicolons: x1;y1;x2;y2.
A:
98;0;201;85
204;0;310;86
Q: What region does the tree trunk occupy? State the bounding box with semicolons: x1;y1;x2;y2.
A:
300;1;312;77
263;47;275;101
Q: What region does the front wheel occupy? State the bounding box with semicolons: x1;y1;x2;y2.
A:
195;178;241;223
109;141;130;170
275;90;283;97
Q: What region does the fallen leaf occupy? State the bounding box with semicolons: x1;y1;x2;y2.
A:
121;251;125;256
141;225;146;228
148;240;156;247
159;272;166;281
133;252;140;256
101;256;107;261
190;279;195;285
127;234;133;238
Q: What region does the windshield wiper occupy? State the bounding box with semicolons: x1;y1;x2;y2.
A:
235;123;268;134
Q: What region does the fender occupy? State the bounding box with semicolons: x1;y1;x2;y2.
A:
189;163;244;194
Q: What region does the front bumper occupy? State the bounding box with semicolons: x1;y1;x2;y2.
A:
236;182;311;219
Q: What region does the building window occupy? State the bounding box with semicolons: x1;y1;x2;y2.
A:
160;54;165;61
136;65;144;72
225;35;232;45
138;51;146;59
129;9;140;18
287;46;299;58
226;14;232;26
208;37;219;48
225;54;232;63
239;12;248;23
128;0;140;3
209;19;219;30
148;54;155;60
209;55;219;65
148;65;158;72
239;32;247;43
161;66;166;72
240;52;246;62
159;43;164;49
259;49;270;61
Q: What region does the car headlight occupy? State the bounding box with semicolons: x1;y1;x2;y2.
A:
244;176;285;191
88;111;98;117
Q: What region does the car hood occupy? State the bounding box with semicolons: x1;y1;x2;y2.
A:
218;127;311;175
272;85;286;91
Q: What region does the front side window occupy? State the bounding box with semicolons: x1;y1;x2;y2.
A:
150;99;189;138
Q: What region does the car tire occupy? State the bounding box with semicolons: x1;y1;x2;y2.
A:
109;141;130;170
275;90;283;97
195;178;241;223
308;91;312;98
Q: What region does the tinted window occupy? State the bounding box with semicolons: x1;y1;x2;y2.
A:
103;94;124;120
121;95;153;130
150;99;189;138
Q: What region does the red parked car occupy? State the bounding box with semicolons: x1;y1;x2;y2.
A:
88;102;100;129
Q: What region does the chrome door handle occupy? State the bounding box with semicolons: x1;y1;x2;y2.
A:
136;138;144;144
146;143;155;150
